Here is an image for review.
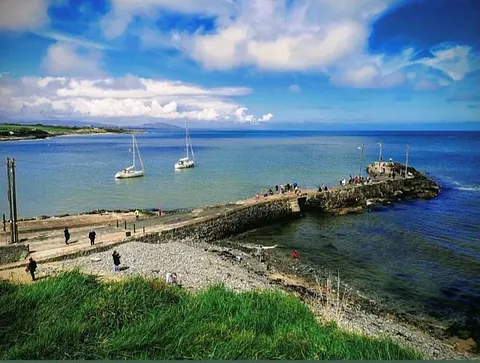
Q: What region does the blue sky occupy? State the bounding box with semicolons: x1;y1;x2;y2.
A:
0;0;479;129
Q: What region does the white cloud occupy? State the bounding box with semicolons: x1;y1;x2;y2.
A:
331;65;406;88
42;43;105;77
234;107;273;123
413;44;480;81
98;0;479;90
259;112;273;122
178;1;375;71
288;85;301;93
0;0;49;31
0;76;273;124
101;0;234;40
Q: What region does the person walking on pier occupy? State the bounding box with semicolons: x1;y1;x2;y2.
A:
88;230;96;245
64;227;70;245
112;250;121;272
25;257;37;281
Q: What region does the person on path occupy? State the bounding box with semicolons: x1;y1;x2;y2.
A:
112;250;121;272
257;245;264;262
64;227;70;245
88;230;96;245
26;257;37;281
135;209;140;220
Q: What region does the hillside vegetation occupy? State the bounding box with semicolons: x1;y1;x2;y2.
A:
0;123;129;139
0;271;422;360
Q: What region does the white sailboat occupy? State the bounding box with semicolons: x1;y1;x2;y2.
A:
115;134;145;179
175;120;195;169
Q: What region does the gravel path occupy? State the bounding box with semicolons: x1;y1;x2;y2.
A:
60;240;271;292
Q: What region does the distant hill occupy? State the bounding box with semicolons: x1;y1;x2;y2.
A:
4;119;116;128
141;121;182;130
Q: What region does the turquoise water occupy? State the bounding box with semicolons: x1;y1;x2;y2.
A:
1;129;479;327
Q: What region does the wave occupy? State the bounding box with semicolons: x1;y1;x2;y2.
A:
443;180;480;192
456;185;480;192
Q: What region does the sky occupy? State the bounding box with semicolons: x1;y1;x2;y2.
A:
0;0;479;129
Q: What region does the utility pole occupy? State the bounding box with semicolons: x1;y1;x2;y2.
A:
5;157;19;243
405;144;410;178
6;157;14;243
358;144;365;177
11;158;19;242
377;142;383;162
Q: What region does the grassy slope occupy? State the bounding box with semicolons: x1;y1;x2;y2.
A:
0;271;422;360
0;123;127;138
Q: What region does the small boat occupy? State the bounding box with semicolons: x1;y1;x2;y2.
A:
115;134;145;179
175;119;195;169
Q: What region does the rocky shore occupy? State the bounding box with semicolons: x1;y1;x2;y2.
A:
42;238;476;360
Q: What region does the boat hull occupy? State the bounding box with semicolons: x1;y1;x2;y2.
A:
174;161;195;169
115;170;145;179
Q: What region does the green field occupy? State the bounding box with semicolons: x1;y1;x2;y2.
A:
0;123;129;139
0;271;422;360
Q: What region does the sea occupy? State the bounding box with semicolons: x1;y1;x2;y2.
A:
1;129;479;328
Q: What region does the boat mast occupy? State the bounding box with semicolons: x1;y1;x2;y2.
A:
132;134;136;168
189;127;194;161
136;135;144;171
184;118;189;160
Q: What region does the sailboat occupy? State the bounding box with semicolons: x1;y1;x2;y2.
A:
115;134;145;179
174;120;195;169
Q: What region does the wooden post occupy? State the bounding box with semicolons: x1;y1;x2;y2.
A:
124;220;127;230
116;219;119;228
11;158;19;243
6;157;14;244
143;226;145;233
133;224;136;233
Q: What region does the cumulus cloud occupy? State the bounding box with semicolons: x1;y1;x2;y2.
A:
42;43;105;77
0;76;273;124
98;0;479;90
0;0;49;31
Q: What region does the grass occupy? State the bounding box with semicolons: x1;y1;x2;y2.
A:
0;123;128;138
0;270;423;360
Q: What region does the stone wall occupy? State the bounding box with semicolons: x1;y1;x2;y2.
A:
135;199;300;244
0;244;29;265
305;171;441;215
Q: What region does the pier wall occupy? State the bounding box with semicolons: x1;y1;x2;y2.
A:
305;174;441;215
137;198;301;244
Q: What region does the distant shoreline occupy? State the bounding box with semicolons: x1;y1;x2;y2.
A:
0;123;139;142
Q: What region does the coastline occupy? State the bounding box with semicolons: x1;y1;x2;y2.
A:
0;123;141;142
0;131;140;142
